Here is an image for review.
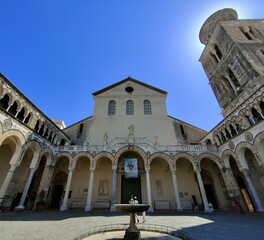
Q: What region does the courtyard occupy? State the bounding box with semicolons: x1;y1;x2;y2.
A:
0;210;263;240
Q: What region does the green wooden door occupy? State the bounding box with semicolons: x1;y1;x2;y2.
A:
121;175;141;204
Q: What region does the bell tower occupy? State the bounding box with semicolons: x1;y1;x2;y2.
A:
199;8;264;117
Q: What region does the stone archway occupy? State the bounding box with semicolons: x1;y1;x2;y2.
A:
48;155;70;209
69;155;91;210
92;155;112;210
116;149;145;204
200;169;219;209
149;156;174;210
24;155;47;210
50;171;68;209
175;156;200;210
199;157;228;210
243;148;264;209
229;156;255;212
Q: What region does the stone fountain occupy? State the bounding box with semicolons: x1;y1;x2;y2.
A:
115;203;150;240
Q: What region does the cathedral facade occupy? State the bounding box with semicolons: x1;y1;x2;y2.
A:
0;8;264;213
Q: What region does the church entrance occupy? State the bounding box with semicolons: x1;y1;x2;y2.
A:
121;175;141;204
204;184;218;209
50;171;67;209
50;185;64;209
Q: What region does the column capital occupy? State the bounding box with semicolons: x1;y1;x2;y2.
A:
240;168;249;174
9;164;18;170
145;166;150;172
29;167;36;173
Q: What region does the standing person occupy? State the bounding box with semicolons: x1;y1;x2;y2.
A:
133;196;139;223
142;211;146;223
133;196;139;204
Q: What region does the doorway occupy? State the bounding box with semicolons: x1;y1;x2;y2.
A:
204;184;218;209
50;185;64;209
121;175;141;204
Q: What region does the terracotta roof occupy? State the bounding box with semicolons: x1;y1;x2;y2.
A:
92;77;167;96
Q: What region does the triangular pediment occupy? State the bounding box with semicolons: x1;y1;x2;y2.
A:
92;77;167;96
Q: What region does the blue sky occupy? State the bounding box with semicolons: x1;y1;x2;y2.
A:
1;0;264;131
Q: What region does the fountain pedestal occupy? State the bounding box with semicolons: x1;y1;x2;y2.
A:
115;204;150;240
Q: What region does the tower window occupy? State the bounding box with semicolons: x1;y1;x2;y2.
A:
228;68;241;89
223;76;235;93
126;100;134;115
211;44;222;63
215;45;222;60
240;26;256;40
108;100;116;115
143;100;152;115
77;123;83;138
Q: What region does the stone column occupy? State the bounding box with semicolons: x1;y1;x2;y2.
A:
195;169;210;212
242;169;264;212
6;101;14;112
145;167;153;212
16;168;36;210
60;168;74;211
85;168;95;212
110;166;117;211
257;110;264;119
171;169;182;211
0;164;17;206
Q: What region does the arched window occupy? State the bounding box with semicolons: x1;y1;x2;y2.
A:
126;100;134;115
0;94;9;110
108;100;116;115
144;100;152;115
228;68;240;89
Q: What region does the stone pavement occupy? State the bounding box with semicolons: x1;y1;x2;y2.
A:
0;210;264;240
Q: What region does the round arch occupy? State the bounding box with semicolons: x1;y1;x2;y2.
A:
40;147;53;166
197;153;222;170
235;141;255;169
148;152;172;169
93;151;115;168
18;140;42;168
173;153;196;170
0;129;25;146
53;152;73;168
253;131;264;163
115;146;147;162
221;149;238;168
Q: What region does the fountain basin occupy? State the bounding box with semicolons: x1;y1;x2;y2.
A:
115;204;150;240
115;204;150;213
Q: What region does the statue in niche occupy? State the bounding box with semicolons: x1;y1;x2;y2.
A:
103;132;108;145
128;124;134;137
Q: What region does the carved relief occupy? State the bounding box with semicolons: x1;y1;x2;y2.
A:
3;119;12;129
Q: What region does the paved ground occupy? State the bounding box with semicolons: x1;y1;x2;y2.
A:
0;210;264;240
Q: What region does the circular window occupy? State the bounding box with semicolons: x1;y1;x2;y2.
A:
125;86;134;93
